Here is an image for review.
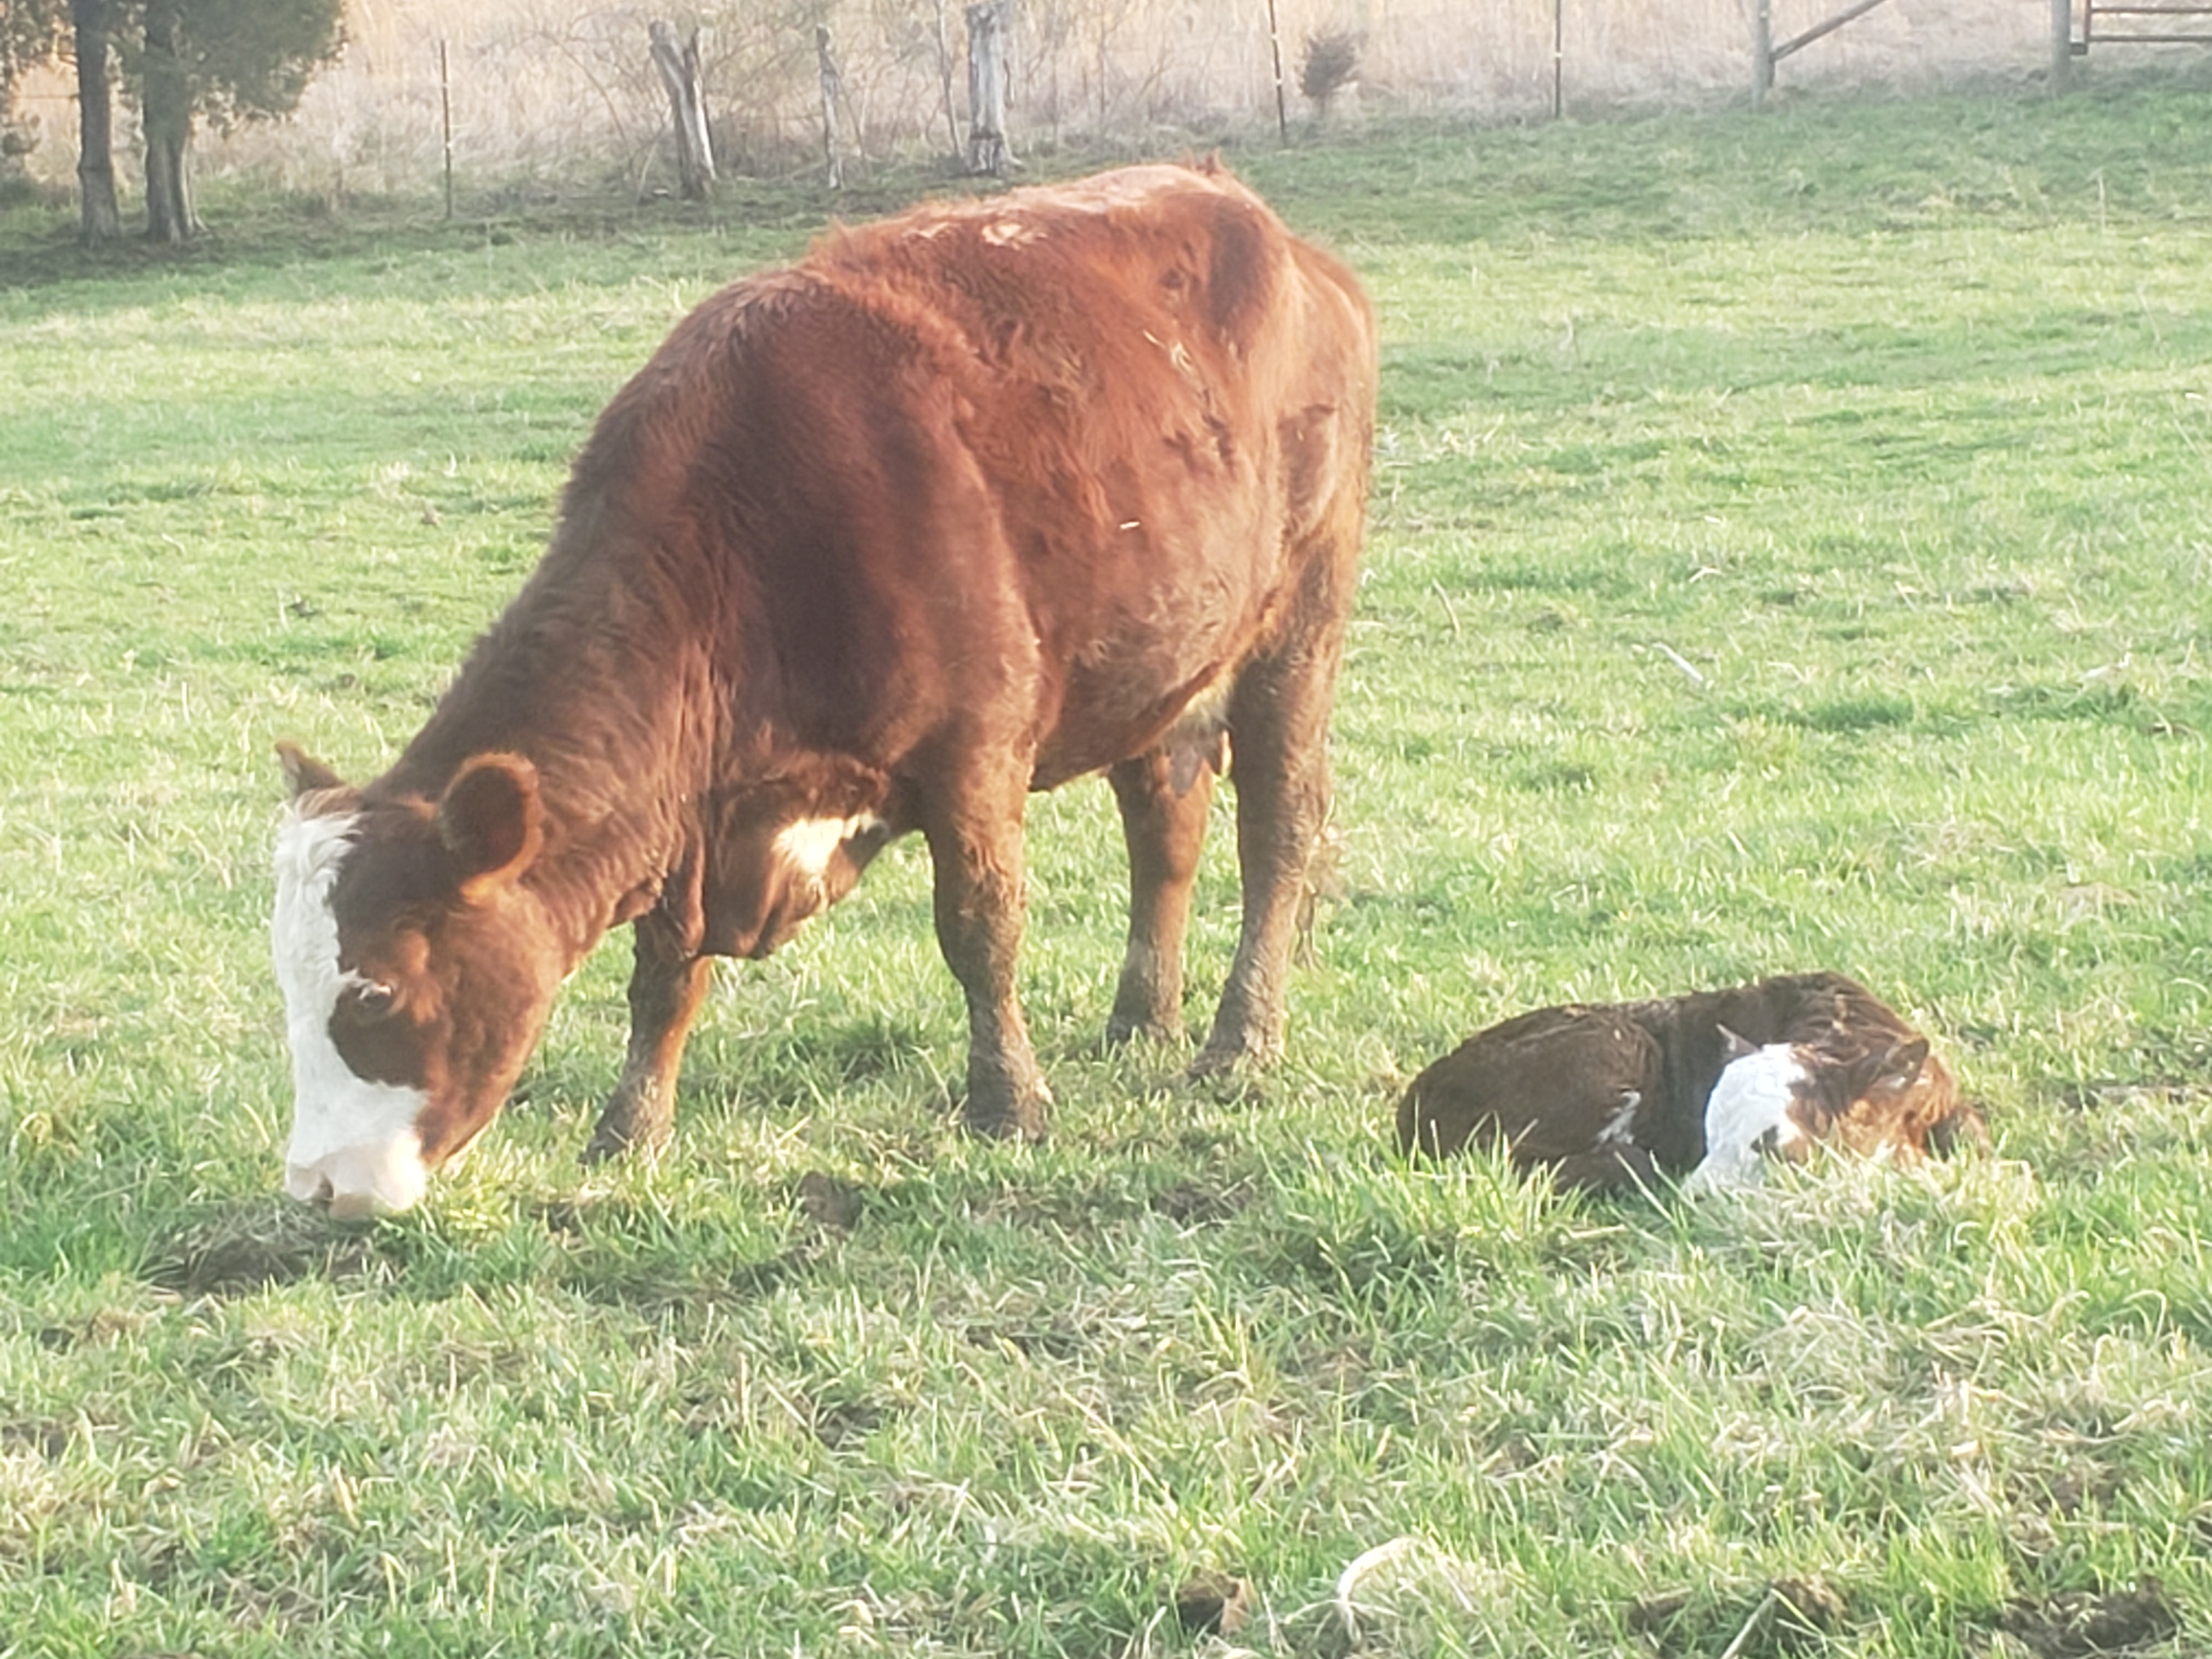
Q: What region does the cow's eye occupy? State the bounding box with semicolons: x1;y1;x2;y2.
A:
349;982;399;1021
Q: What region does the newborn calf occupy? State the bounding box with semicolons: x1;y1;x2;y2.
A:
1396;972;1984;1192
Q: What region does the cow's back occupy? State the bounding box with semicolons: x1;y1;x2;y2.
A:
533;164;1376;790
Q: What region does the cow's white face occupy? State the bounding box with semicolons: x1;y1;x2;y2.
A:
1682;1041;1812;1195
271;745;566;1218
272;805;431;1218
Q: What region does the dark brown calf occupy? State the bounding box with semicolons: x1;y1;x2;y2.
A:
1396;972;1984;1193
273;163;1376;1217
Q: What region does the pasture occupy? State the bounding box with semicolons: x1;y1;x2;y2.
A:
3;88;2210;1656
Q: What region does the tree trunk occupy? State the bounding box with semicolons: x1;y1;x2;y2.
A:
964;0;1014;177
72;0;121;241
142;0;197;242
929;0;961;159
647;20;714;200
814;26;842;191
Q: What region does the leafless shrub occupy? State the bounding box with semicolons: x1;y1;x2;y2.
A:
1297;25;1359;117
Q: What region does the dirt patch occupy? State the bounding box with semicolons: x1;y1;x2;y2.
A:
144;1204;385;1296
0;1418;70;1459
1997;1581;2177;1658
1174;1572;1251;1636
1627;1577;1845;1656
795;1171;866;1231
1150;1176;1256;1224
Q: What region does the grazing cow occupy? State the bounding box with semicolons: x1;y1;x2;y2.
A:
1395;972;1985;1193
272;162;1377;1217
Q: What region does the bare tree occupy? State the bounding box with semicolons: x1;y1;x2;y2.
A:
929;0;961;158
141;0;196;242
814;24;842;189
964;0;1013;176
648;20;715;199
72;0;121;240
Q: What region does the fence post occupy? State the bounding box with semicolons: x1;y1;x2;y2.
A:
1751;0;1774;107
965;0;1014;176
1553;0;1564;119
439;39;454;219
1264;0;1289;145
2051;0;2074;89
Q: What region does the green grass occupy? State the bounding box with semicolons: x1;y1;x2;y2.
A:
4;86;2211;1656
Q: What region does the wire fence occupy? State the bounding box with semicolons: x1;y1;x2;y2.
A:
8;1;2056;201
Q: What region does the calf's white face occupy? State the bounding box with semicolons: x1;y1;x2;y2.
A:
272;804;432;1219
1682;1041;1811;1195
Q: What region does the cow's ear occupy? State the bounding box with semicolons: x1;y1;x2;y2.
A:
1854;1037;1929;1098
438;753;544;899
1717;1024;1758;1064
277;740;347;799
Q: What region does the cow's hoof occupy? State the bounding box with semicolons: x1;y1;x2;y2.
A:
580;1119;672;1166
961;1080;1051;1143
1103;1012;1186;1049
1189;1037;1276;1080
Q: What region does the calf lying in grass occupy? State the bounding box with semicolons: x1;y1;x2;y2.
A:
1396;972;1985;1193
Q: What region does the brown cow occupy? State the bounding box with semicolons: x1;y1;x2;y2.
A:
272;163;1377;1217
1396;972;1985;1193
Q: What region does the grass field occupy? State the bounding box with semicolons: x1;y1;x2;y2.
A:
3;87;2210;1658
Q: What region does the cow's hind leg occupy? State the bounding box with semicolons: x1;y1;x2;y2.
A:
1105;749;1215;1047
583;915;713;1163
922;753;1051;1141
1197;600;1352;1078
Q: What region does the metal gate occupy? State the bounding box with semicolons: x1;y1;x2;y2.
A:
2070;0;2212;52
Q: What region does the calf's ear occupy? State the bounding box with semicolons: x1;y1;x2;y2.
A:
438;753;545;899
276;740;347;798
1928;1101;1991;1157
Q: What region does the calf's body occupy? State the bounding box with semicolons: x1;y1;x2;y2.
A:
273;163;1377;1216
1397;972;1983;1192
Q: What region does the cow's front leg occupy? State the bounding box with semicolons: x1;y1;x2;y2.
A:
1105;749;1215;1046
922;760;1049;1141
583;915;714;1163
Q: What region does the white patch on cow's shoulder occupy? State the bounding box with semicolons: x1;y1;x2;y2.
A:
1598;1091;1640;1147
272;806;431;1215
772;812;888;888
1681;1042;1808;1196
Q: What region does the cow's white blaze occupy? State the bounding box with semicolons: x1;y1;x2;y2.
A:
1681;1042;1809;1195
272;806;430;1217
772;813;887;892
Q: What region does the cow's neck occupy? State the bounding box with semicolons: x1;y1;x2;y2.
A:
386;549;718;969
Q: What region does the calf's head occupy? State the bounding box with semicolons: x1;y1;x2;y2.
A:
272;744;566;1218
1683;1025;1978;1194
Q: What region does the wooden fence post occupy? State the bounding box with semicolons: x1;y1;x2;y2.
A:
1263;0;1289;145
2051;0;2074;89
965;0;1014;176
1553;0;1564;118
439;39;454;220
815;26;844;189
1751;0;1774;106
648;20;715;199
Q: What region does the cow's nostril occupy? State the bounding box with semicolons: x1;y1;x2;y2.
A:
284;1162;334;1205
